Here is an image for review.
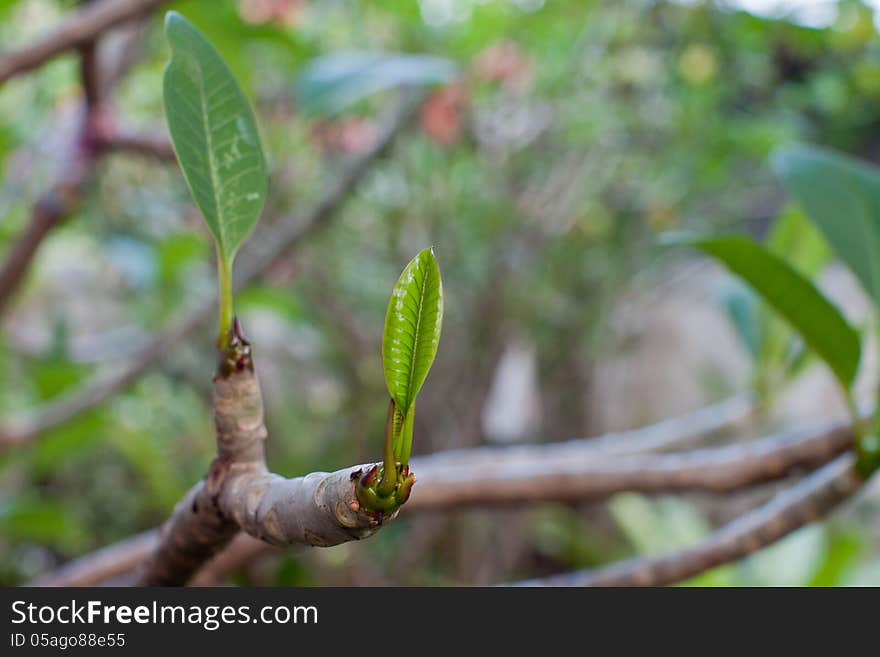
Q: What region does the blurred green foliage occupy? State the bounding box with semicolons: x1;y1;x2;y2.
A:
1;0;880;585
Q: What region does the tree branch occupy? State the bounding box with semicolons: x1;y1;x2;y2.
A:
0;0;169;84
29;529;157;587
31;418;852;586
0;6;165;317
514;453;866;586
0;90;424;449
408;421;852;508
138;342;388;586
94;129;175;160
78;38;102;109
0;43;107;315
412;394;755;473
30;396;752;585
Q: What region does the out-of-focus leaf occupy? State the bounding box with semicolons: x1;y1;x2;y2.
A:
163;11;267;263
527;506;617;568
157;233;209;289
753;206;832;391
766;204;831;275
0;0;20;22
773;144;880;304
609;493;709;554
716;281;761;360
238;285;306;321
608;493;737;586
809;528;863;586
0;496;85;548
31;355;90;400
274;557;315;587
171;0;311;85
294;52;457;115
28;412;107;478
740;525;825;586
108;425;187;513
382;248;443;462
674;235;860;389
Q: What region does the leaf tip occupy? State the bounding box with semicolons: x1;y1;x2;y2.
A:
164;10;184;36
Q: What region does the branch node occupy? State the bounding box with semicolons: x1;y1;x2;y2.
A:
217;316;253;377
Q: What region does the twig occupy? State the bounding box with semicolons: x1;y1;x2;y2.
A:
30;419;852;586
28;530;158;587
0;45;105;315
0;9;163;316
514;453;865;586
95;129;175;160
0;306;210;447
416;394;755;472
0;90;424;449
138;341;390;586
0;156;90;314
78;39;102;109
101;17;153;91
0;0;169;84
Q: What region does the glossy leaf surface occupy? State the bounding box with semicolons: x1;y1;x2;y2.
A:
163;11;267;262
382;248;443;424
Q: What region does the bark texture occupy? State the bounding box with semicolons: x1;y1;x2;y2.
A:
35;413;857;586
138;362;388;586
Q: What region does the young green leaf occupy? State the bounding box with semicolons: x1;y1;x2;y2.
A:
382;247;443;427
675;235;860;389
772;144;880;304
163;11;267;264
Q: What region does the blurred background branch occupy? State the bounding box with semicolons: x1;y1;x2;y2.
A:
0;0;169;83
516;454;864;586
31;415;856;586
0;88;424;448
2;0;880;587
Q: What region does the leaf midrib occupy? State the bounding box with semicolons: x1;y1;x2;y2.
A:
403;262;429;411
195;56;227;257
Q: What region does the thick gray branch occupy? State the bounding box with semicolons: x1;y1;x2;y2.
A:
137;365;387;586
220;467;383;548
138;484;239;586
34;416;851;586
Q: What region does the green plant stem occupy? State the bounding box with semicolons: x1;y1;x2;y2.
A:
398;401;415;466
216;249;234;348
378;398;397;496
838;386;879;477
